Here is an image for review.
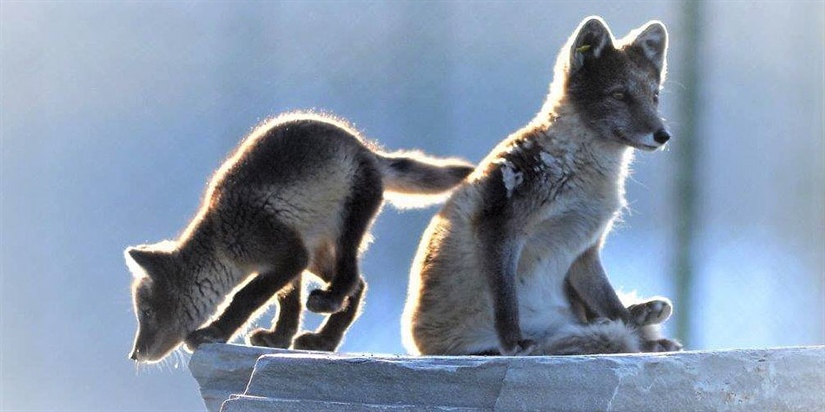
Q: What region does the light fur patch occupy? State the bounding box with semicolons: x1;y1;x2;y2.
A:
498;160;523;197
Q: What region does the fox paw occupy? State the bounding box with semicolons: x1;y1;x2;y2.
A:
306;289;344;314
500;339;537;356
292;332;339;352
185;325;228;351
628;297;673;326
642;338;683;353
247;328;292;349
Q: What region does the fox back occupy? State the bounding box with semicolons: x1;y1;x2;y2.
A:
126;112;474;362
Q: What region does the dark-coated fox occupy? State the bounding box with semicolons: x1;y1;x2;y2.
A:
402;17;682;356
126;112;473;362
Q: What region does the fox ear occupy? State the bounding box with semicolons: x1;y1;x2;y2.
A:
125;246;168;278
629;21;668;73
569;16;615;73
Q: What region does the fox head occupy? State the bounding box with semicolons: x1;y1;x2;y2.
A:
549;16;670;151
125;243;196;363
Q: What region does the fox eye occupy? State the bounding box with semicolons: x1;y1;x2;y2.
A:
140;307;154;319
653;90;660;103
611;91;626;100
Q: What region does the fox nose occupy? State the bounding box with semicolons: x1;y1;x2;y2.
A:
653;129;671;144
129;348;139;361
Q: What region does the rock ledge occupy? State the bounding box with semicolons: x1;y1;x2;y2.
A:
189;344;825;412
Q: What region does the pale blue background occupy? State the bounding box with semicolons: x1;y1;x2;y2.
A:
1;2;823;410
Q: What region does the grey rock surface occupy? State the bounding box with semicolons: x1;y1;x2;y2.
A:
189;344;285;412
189;344;825;412
221;395;485;412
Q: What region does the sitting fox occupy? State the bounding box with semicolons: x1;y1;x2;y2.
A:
126;112;474;362
402;17;681;356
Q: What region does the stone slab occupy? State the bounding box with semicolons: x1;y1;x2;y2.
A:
191;345;825;412
221;395;486;412
189;344;286;412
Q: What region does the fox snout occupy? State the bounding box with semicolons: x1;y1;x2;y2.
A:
653;128;671;144
635;127;671;150
614;125;671;151
128;341;148;362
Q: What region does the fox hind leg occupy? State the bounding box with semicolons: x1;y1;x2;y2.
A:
536;320;640;355
638;324;683;352
627;296;673;326
626;297;683;352
306;164;383;314
294;276;367;351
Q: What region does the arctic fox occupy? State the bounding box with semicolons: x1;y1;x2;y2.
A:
126;112;473;362
402;17;681;356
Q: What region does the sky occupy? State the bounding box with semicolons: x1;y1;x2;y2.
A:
1;1;823;411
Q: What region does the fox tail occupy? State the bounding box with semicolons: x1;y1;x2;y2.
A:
376;151;474;208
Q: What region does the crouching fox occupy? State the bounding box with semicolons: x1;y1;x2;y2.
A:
402;17;681;356
126;112;474;363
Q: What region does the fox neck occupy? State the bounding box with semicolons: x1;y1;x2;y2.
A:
534;100;634;181
188;255;243;331
176;221;246;331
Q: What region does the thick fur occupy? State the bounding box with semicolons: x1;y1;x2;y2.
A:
126;112;474;363
402;17;681;356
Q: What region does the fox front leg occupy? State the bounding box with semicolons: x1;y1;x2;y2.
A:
247;276;303;349
565;245;633;324
480;234;535;356
476;183;535;356
185;270;299;350
186;220;310;351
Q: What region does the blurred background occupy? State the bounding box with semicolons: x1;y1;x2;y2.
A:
1;1;823;410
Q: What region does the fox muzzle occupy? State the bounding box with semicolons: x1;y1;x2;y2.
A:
653;128;671;144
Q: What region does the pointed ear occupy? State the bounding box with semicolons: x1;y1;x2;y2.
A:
124;246;167;278
629;21;668;73
569;16;615;73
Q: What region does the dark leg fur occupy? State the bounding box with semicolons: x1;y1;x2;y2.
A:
566;281;598;323
475;168;536;356
247;277;303;348
306;163;383;314
478;223;535;356
294;276;367;351
186;221;309;351
565;247;633;324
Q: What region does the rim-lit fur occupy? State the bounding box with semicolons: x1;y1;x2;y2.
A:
402;17;680;356
126;112;474;362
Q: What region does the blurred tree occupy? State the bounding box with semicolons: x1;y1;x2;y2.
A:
673;0;703;348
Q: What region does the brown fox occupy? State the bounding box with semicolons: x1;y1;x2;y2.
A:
126;112;474;362
402;17;681;356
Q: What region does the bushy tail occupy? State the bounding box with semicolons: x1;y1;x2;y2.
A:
376;150;475;208
536;321;642;355
535;321;681;355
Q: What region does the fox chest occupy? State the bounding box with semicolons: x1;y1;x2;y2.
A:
514;204;615;333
